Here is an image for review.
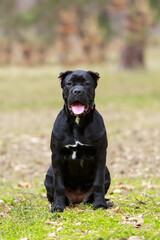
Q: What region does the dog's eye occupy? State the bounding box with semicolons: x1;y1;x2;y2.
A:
66;82;72;87
85;82;91;86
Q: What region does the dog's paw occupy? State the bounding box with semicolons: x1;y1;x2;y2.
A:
51;204;65;212
105;198;114;208
51;201;66;212
93;199;109;210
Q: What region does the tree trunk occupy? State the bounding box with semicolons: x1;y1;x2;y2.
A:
121;42;145;69
120;0;151;69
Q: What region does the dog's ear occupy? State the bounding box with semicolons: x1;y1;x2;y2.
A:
87;71;100;88
58;71;72;88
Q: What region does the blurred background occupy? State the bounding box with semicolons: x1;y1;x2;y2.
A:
0;0;160;68
0;0;160;183
0;2;160;238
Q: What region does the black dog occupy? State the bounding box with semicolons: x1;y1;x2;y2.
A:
44;70;111;212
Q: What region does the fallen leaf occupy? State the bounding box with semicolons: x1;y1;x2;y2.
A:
139;200;147;205
57;226;62;231
0;212;10;218
127;236;141;240
114;207;123;214
46;220;57;226
124;214;143;228
2;205;12;212
136;214;144;223
75;222;81;226
41;193;47;198
143;193;154;199
119;183;133;191
142;181;160;189
113;189;122;193
136;223;142;229
14;164;28;172
107;207;123;214
14;199;22;203
47;232;56;238
18;182;32;188
134;206;140;209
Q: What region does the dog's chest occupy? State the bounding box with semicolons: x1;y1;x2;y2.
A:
61;140;96;167
65;140;88;159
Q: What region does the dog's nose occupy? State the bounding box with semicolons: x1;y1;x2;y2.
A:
72;88;83;96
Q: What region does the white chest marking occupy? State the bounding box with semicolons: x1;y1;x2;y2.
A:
75;117;80;125
72;151;76;160
80;159;84;167
65;141;89;148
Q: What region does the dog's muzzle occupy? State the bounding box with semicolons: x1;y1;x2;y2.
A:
68;101;88;115
67;87;86;115
67;86;93;116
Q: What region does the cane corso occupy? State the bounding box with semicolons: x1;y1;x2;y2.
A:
44;70;111;212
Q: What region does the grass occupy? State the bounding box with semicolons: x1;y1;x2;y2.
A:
0;59;160;239
0;179;160;240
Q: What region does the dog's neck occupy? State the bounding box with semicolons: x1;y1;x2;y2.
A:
86;102;95;115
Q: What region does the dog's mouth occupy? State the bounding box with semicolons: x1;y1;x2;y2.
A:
68;101;88;115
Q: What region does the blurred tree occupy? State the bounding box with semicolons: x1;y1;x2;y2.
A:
54;7;106;64
0;0;159;65
120;0;153;69
149;0;160;18
0;0;109;65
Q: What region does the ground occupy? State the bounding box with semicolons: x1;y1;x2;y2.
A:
0;56;160;239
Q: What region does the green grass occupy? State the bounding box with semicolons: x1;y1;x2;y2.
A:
0;179;160;240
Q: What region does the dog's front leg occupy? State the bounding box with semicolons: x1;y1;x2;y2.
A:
51;153;66;212
93;150;108;210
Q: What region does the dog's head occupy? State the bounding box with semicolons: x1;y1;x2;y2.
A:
59;70;100;117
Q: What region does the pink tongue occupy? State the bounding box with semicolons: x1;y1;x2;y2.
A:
71;104;85;115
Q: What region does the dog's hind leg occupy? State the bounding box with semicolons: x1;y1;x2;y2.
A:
44;165;54;203
104;166;113;207
44;165;70;206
